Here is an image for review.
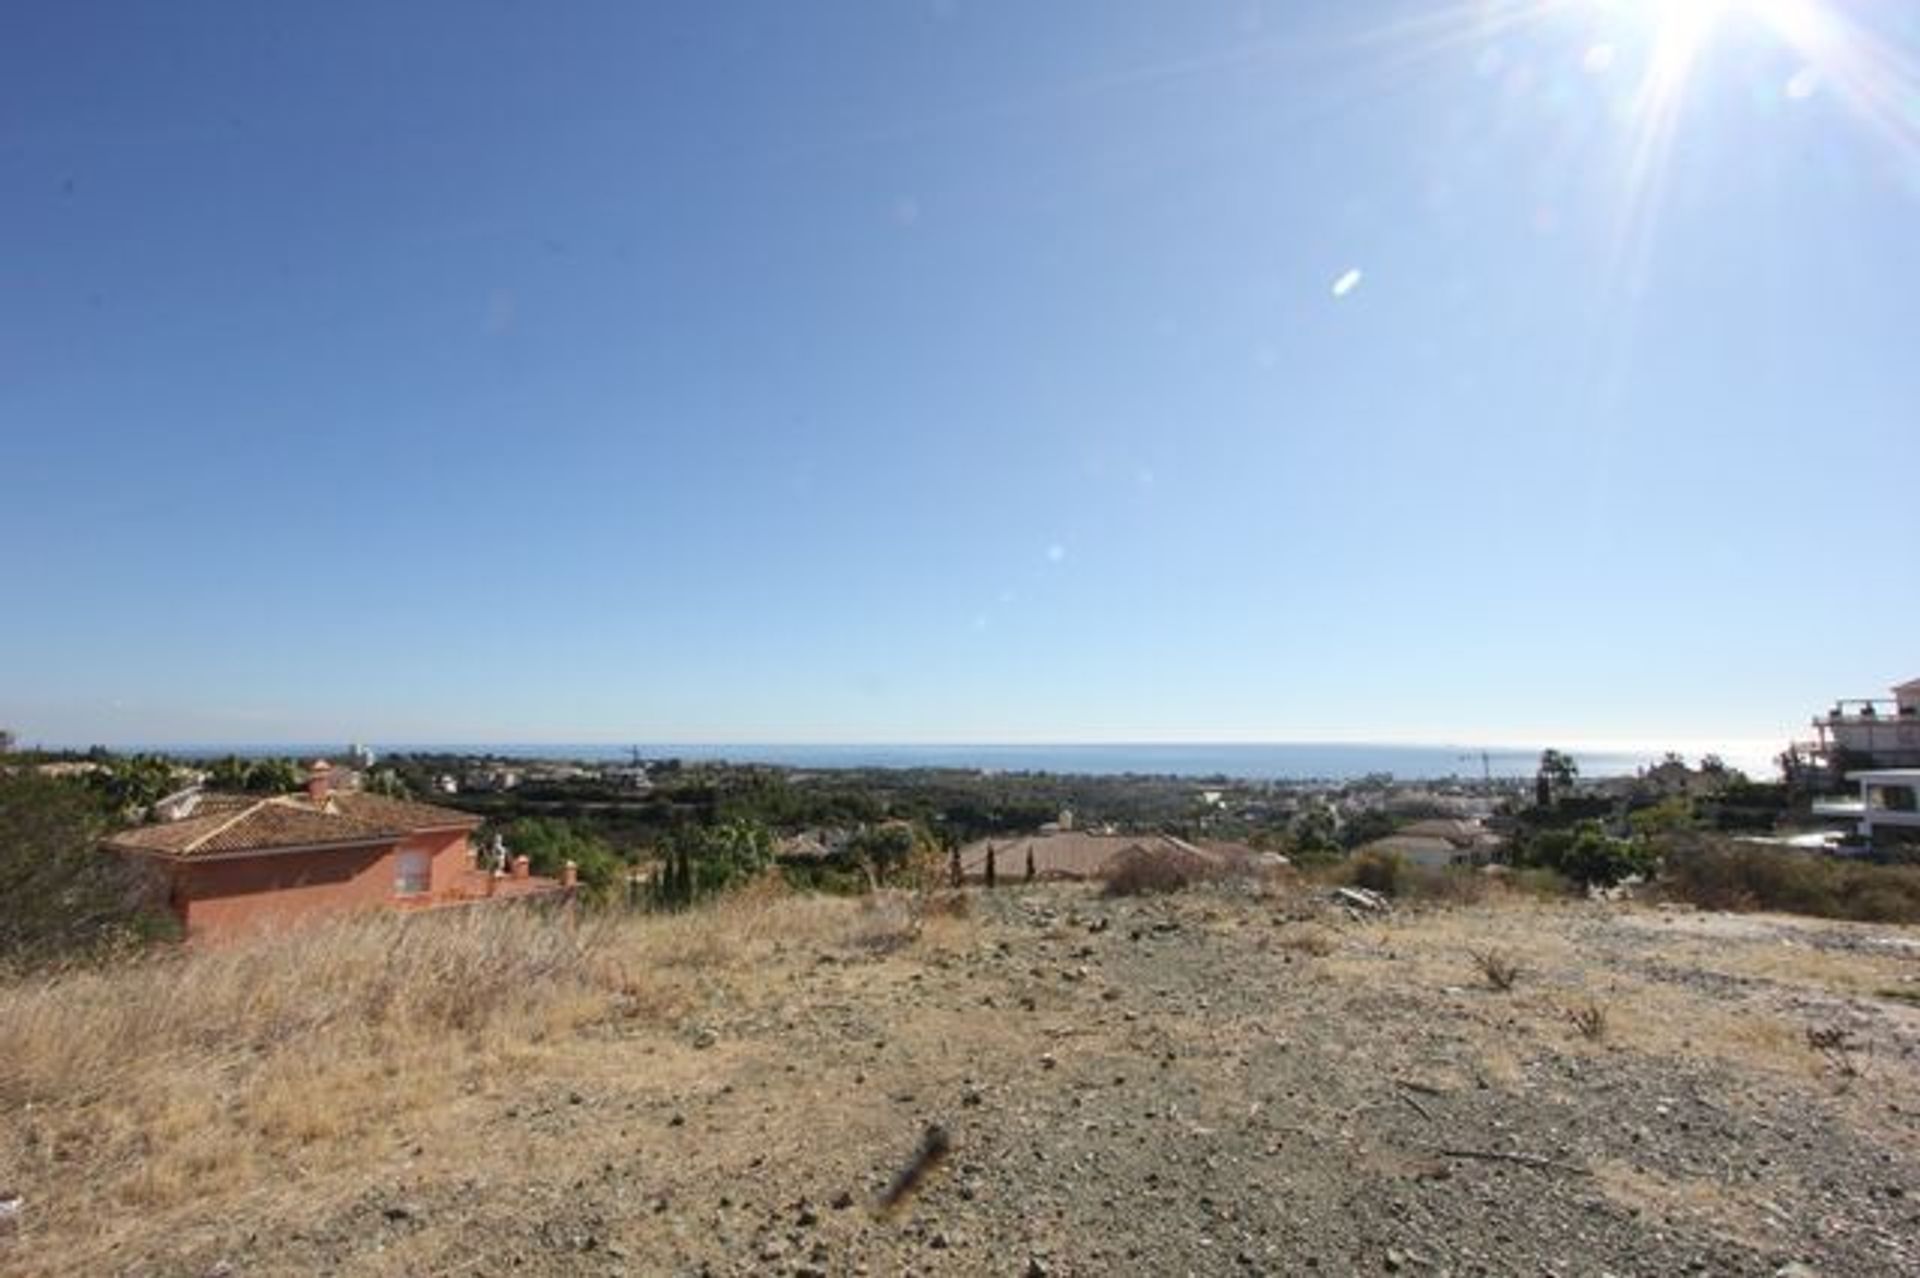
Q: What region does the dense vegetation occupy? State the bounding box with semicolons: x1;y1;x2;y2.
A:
0;771;177;966
1658;836;1920;924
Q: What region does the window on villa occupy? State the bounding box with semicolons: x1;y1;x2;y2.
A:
1866;786;1918;813
394;849;431;896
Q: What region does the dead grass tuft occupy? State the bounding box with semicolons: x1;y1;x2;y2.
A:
1468;947;1523;991
1567;999;1609;1041
1274;922;1339;957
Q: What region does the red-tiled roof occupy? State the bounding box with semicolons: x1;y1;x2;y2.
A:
104;790;480;858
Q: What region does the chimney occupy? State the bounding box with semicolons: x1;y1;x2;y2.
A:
512;854;531;880
306;760;334;805
561;860;579;889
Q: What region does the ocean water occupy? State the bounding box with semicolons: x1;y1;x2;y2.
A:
161;741;1664;782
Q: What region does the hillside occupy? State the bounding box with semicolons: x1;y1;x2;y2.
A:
4;881;1919;1275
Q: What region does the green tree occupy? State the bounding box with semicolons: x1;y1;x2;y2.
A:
1289;805;1342;861
1629;797;1695;840
1536;749;1579;807
362;768;412;799
503;817;623;895
244;758;301;794
1518;820;1652;888
86;754;183;818
207;754;253;791
847;823;917;885
1;772;176;965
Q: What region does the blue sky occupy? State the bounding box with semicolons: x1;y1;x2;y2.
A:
4;0;1917;754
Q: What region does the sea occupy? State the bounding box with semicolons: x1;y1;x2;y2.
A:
150;742;1691;782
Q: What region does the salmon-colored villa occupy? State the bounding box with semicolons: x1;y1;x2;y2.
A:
104;762;570;940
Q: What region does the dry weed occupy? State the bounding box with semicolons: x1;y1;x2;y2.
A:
1469;947;1523;992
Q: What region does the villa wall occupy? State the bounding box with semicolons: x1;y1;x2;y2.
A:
157;829;474;940
165;842;403;939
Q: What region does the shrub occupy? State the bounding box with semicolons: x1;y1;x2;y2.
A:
1469;948;1522;991
0;772;177;968
1503;867;1576;899
1660;837;1920;924
1346;849;1405;896
1567;1000;1609;1041
1515;821;1654;888
502;816;625;896
1336;853;1486;905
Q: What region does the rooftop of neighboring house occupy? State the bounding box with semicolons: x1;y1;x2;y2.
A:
104;786;481;859
1395;817;1496;847
1353;834;1467;865
955;830;1261;879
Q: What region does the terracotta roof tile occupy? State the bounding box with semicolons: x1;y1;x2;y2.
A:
104;789;480;858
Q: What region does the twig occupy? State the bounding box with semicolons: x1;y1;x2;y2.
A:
1431;1146;1590;1176
1397;1090;1435;1123
876;1124;952;1216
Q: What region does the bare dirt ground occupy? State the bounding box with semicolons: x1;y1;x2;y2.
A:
9;883;1920;1276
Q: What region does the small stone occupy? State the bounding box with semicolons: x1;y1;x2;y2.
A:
383;1202;422;1223
1386;1248;1407;1271
692;1028;718;1050
831;1191;856;1210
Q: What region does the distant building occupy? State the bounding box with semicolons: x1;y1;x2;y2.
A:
1787;675;1920;784
1636;759;1730;800
953;831;1265;882
103;761;567;941
1812;769;1920;855
1355;817;1501;869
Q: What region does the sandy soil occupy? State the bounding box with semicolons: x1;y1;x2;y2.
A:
11;884;1920;1276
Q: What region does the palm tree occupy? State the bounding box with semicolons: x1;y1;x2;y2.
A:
1536;749;1578;807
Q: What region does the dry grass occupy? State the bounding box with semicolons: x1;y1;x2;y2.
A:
0;887;973;1269
1274;922;1339;957
1468;947;1523;991
1566;999;1610;1041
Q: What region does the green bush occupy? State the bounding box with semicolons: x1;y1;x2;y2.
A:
1514;821;1653;888
0;772;178;967
502;816;624;897
1660;838;1920;924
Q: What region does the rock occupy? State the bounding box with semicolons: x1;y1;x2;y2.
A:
830;1191;856;1211
382;1202;422;1223
795;1201;819;1228
1335;887;1390;914
1385;1247;1407;1271
1026;1258;1051;1277
692;1028;718;1050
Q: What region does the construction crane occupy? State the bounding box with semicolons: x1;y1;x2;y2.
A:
1459;751;1492;784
